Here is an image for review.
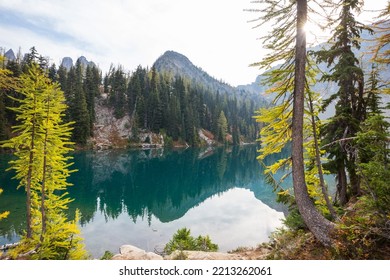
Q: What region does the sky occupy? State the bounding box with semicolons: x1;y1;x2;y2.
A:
0;0;388;86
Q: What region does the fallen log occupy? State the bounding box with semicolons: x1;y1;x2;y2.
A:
0;242;19;251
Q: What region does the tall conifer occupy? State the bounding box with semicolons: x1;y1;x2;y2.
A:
314;0;367;204
2;64;86;259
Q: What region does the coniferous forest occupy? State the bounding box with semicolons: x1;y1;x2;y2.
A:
0;0;390;261
1;48;264;149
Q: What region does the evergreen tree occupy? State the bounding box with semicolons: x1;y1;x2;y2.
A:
57;65;68;92
108;66;127;119
67;61;90;145
48;63;57;82
84;65;101;135
0;56;18;143
217;110;228;143
1;64;86;259
314;0;367;204
149;66;162;132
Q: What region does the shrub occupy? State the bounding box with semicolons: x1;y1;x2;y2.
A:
164;228;218;255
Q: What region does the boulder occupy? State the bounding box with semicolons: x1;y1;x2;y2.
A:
112;245;163;260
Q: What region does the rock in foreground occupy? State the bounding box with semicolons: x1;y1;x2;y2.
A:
112;245;163;260
111;245;270;260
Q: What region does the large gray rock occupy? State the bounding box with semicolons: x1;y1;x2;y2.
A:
112;245;163;260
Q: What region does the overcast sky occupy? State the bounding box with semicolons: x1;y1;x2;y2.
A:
0;0;388;86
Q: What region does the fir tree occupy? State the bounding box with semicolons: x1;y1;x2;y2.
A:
84;65;101;135
314;0;367;204
217;111;228;143
67;61;90;145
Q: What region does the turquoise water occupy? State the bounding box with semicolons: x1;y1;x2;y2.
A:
0;146;287;258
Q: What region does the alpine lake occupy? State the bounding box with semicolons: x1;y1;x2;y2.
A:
0;145;289;258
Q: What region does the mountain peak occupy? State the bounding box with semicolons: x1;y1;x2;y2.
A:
4;49;16;61
154;51;195;74
61;57;73;70
61;56;96;70
153;50;267;107
153;50;233;94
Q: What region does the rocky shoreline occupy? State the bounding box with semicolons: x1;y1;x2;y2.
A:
111;245;271;260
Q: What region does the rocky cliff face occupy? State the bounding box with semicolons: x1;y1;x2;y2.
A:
60;57;73;70
4;49;16;61
91;96;166;149
60;56;96;70
91;98;132;149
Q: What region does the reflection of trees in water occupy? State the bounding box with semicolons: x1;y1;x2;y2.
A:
67;145;284;225
0;146;288;239
0;156;26;239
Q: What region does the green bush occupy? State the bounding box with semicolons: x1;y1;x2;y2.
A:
100;250;114;260
164;228;218;255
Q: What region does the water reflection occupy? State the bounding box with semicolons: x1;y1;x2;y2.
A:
0;145;287;257
67;146;287;225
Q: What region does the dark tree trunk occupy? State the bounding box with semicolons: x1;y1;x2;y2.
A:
292;0;334;246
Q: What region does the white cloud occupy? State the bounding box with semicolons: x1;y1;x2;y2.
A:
0;0;388;85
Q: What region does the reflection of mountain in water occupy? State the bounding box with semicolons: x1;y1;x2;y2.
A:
66;145;287;225
0;146;288;240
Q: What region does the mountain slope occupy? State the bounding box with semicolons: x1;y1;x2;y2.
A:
153;50;268;106
238;29;390;98
154;51;234;93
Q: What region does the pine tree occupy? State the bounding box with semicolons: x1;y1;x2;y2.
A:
314;0;367;204
1;64;87;259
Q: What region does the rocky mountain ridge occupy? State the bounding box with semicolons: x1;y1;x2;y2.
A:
153;50;268;106
60;55;96;70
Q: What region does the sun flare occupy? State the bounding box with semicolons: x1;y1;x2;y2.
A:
303;20;330;45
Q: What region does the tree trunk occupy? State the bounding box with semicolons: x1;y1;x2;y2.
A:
25;96;37;239
307;95;337;220
337;162;348;205
292;0;334;246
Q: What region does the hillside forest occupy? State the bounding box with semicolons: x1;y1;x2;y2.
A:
0;48;264;150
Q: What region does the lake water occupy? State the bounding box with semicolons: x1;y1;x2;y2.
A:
0;145;287;258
